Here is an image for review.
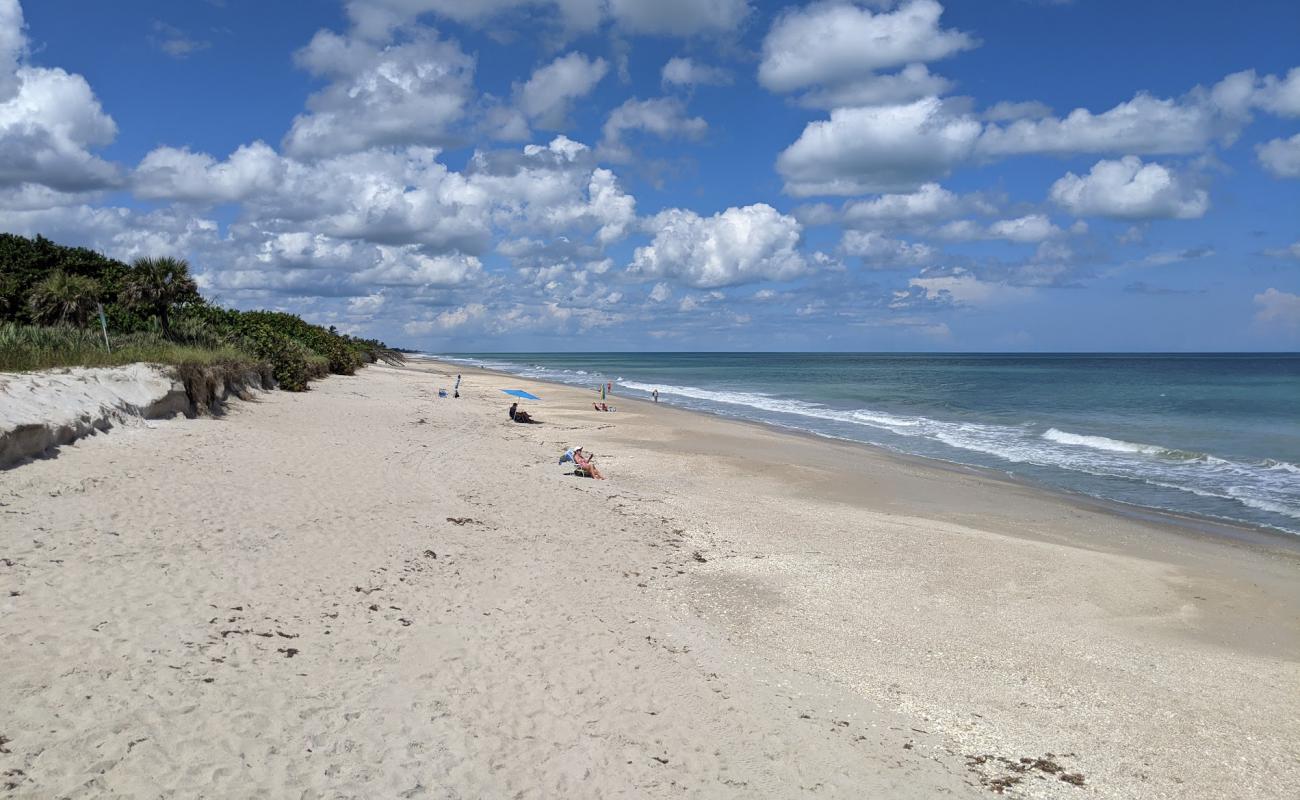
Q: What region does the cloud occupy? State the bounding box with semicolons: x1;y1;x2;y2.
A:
978;92;1232;157
252;146;489;253
982;99;1052;121
600;96;706;160
432;302;488;330
121;133;636;308
607;0;750;36
1254;288;1300;327
1256;133;1300;178
842;182;994;225
134;141;284;204
467;136;636;248
630;203;808;288
284;30;475;158
986;214;1066;242
0;0;26;100
841;230;935;267
776;97;981;195
516;51;607;129
0;67;121;191
902;268;1035;308
1263;240;1300;260
348;291;387;315
775;67;1288;197
796;63;952;109
343;0;749;39
661;57;732;88
0;1;121;192
1049;156;1209;219
975;68;1300;158
1255;67;1300;117
343;0;603;39
151;21;211;58
759;0;974;99
354;246;482;286
936;214;1066;243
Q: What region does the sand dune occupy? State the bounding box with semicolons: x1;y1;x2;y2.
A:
1;360;1295;798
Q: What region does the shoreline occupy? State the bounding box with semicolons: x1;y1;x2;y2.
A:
418;354;1300;555
3;361;1296;797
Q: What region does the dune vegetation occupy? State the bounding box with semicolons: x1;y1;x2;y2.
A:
0;233;401;389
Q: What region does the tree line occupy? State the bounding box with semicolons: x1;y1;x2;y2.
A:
0;234;401;388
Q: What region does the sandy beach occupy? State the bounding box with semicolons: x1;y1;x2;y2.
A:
1;359;1296;799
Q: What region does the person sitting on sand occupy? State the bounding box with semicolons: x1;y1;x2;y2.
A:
572;447;604;479
509;402;536;424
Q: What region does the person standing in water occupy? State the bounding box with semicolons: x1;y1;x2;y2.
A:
653;388;659;403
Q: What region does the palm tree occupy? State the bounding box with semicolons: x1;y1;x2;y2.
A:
121;256;200;339
27;271;102;327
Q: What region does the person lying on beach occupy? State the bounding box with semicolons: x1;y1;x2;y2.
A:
592;402;615;412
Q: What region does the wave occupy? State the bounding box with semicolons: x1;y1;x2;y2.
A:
1042;428;1170;456
620;381;1299;528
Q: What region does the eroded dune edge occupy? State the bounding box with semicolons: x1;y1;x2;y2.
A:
0;363;274;468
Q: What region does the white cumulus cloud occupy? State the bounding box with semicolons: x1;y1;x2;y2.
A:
936;214;1066;243
284;30;475;158
608;0;750;35
759;0;974;95
661;57;732;88
134;141;285;204
1049;156;1209;219
1255;67;1300;117
840;230;934;267
1254;288;1300;327
630;204;808;288
517;51;608;129
796;63;952;110
776;97;981;195
600;96;706;161
775;67;1285;197
905;268;1034;307
1257;133;1300;178
978;90;1237;158
0;0;25;101
0;7;121;194
842;182;991;225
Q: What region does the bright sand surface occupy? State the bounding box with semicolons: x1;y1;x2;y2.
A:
1;359;1297;798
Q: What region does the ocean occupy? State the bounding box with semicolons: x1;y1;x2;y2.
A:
435;353;1300;536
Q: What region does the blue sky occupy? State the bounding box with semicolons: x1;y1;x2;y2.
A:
2;0;1298;351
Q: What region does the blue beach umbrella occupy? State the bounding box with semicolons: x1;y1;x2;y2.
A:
501;389;541;400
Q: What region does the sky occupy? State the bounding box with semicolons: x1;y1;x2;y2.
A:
1;0;1298;352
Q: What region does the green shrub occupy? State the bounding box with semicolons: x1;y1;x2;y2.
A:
27;272;103;327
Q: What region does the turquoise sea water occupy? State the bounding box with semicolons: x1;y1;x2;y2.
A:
436;353;1300;536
